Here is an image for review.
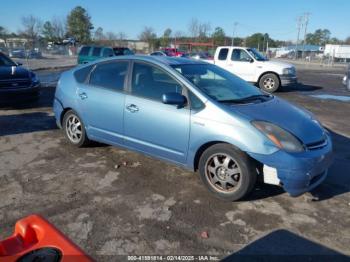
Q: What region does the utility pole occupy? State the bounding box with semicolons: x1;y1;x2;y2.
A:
295;16;303;59
302;12;310;59
231;22;238;46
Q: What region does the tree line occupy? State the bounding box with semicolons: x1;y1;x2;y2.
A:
0;5;349;51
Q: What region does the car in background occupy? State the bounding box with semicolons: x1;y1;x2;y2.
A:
54;56;332;201
208;46;297;93
343;64;350;91
190;51;213;60
9;49;26;59
77;46;134;64
150;51;168;56
161;48;184;57
113;47;134;56
0;52;40;98
26;49;42;59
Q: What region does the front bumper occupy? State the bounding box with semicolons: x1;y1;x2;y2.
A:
0;83;41;95
280;75;297;86
248;134;333;197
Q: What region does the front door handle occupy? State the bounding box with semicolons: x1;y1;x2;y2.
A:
79;92;88;100
126;104;139;113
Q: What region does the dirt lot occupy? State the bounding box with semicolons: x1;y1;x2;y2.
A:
1;66;350;261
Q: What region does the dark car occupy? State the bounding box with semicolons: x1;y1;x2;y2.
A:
9;49;26;59
113;47;134;56
0;52;40;99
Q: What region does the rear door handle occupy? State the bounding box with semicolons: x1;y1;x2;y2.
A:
126;104;139;113
79;92;88;100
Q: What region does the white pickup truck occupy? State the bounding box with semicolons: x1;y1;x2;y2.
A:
208;46;297;92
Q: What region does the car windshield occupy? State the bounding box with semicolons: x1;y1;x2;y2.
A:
0;53;16;66
172;63;270;103
246;48;268;61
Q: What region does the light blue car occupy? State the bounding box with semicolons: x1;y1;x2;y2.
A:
53;56;333;201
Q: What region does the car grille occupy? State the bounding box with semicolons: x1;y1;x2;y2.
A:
0;79;31;89
306;138;328;150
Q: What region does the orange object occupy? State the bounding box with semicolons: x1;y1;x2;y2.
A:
0;214;93;262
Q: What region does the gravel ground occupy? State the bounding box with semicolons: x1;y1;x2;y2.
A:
0;67;350;261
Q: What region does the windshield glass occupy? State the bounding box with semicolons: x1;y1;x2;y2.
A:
0;53;16;66
247;48;268;61
172;63;265;103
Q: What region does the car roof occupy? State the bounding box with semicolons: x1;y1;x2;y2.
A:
117;55;208;66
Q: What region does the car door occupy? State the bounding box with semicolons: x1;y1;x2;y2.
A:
123;61;190;164
77;60;129;145
227;49;256;82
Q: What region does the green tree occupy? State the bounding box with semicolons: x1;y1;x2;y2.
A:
42;21;55;41
306;29;331;45
66;6;93;44
212;27;226;45
94;27;104;41
139;27;157;52
160;28;172;47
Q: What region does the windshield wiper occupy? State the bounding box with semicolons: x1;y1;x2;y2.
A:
220;94;272;104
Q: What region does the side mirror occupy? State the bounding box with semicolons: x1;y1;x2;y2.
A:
16;62;23;66
249;58;254;63
162;92;187;107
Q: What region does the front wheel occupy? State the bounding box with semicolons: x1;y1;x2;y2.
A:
259;73;280;93
198;144;257;201
63;110;90;147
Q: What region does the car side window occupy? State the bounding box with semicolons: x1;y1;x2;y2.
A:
231;49;252;62
92;47;102;57
188;91;205;110
131;62;182;101
102;48;114;57
74;65;93;83
79;46;90;56
218;48;229;60
89;61;128;91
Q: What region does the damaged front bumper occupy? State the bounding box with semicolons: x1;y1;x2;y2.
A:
248;134;333;197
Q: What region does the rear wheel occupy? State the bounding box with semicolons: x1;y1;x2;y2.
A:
198;143;257;201
259;73;280;93
63;110;90;147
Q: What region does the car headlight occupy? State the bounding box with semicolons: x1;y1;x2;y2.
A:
283;67;295;75
252;121;304;152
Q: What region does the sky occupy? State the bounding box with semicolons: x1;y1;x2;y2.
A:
0;0;349;41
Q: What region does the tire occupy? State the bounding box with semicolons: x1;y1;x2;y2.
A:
62;110;90;147
259;73;280;93
198;143;257;201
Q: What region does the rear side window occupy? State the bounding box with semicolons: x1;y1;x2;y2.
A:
89;61;128;91
74;65;93;83
79;46;90;56
92;47;102;57
102;48;114;57
218;48;229;60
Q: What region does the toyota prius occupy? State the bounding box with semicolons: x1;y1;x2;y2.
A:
53;56;333;201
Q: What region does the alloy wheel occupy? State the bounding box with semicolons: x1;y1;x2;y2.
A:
205;153;242;193
65;115;82;143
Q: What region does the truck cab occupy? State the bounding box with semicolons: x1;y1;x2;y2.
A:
212;46;297;92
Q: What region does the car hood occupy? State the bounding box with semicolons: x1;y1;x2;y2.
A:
0;66;30;80
229;97;324;145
